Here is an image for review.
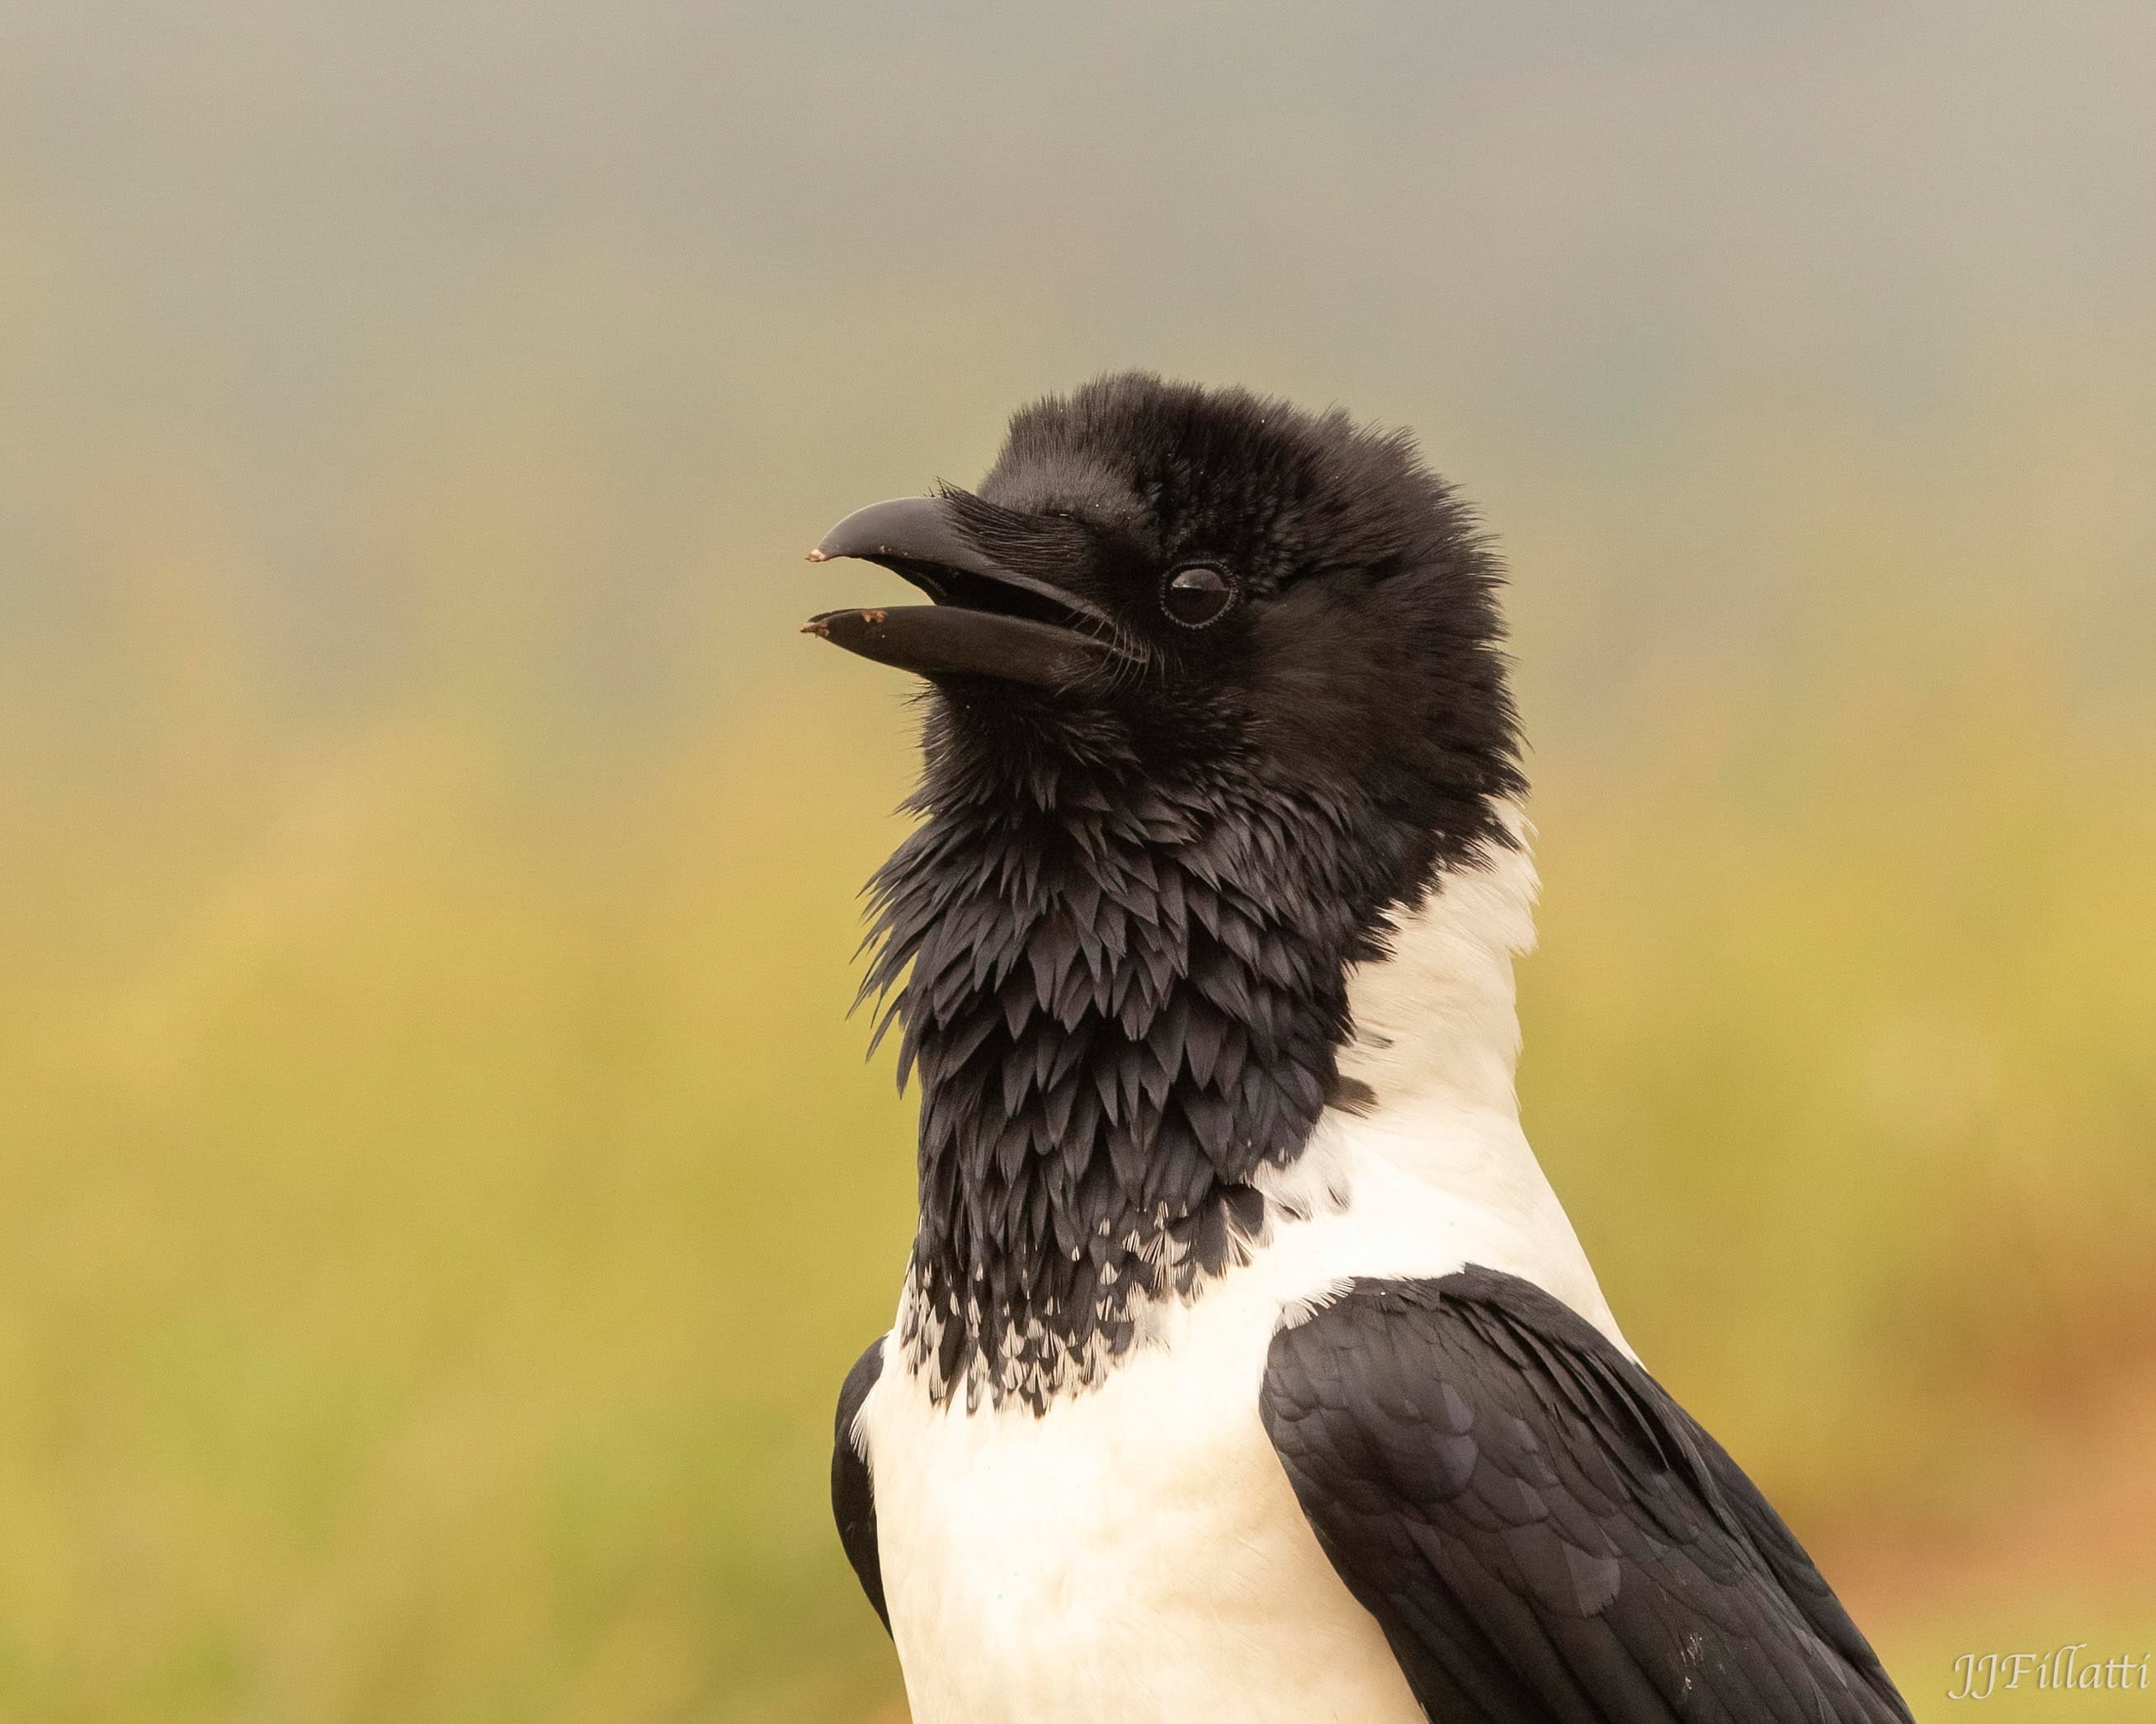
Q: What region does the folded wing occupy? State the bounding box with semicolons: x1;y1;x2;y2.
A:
831;1336;890;1634
1261;1269;1910;1724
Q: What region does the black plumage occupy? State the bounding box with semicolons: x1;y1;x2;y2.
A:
845;376;1526;1410
1263;1269;1911;1722
830;1340;888;1633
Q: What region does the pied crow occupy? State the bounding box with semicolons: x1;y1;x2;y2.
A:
802;373;1911;1723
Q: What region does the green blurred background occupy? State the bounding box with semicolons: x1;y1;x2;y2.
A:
2;5;2152;1720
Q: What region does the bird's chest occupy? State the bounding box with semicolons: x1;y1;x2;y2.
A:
856;1270;1425;1724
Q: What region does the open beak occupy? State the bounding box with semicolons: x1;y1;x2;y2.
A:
802;496;1129;689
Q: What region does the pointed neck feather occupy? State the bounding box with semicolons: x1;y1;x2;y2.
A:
865;731;1528;1410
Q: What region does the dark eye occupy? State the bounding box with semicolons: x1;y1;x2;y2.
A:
1161;564;1238;629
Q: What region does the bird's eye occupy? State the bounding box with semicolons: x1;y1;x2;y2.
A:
1161;564;1238;629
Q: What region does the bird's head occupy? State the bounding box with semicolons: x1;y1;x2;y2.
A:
805;371;1523;889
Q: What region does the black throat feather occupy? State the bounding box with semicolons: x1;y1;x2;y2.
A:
863;697;1504;1413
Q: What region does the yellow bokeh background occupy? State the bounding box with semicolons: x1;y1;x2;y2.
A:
2;7;2151;1720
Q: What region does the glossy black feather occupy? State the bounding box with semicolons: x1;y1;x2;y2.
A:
831;1338;889;1634
1262;1269;1911;1723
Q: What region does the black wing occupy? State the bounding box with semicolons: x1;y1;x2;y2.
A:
831;1336;890;1633
1262;1269;1910;1723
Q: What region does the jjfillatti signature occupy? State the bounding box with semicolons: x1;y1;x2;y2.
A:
1949;1646;2151;1700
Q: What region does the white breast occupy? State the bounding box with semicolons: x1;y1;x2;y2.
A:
859;1255;1420;1724
857;1112;1622;1723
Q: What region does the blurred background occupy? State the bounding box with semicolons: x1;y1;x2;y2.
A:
2;3;2151;1720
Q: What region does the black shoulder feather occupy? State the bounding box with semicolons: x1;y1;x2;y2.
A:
830;1337;889;1634
1261;1268;1909;1722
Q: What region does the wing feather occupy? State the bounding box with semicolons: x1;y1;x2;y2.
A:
1262;1269;1909;1724
830;1336;890;1634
